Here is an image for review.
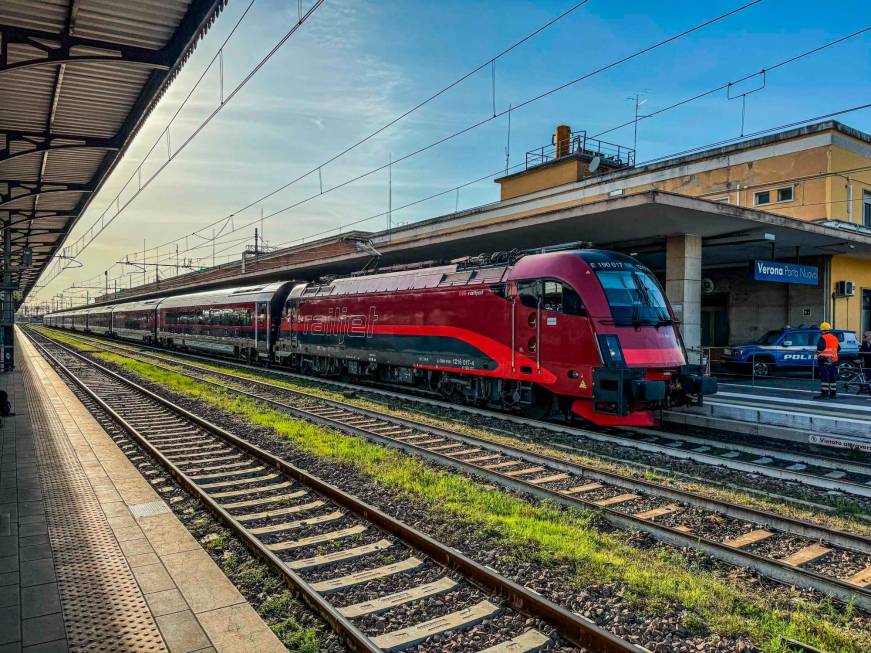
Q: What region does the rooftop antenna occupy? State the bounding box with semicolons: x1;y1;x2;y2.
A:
627;91;649;153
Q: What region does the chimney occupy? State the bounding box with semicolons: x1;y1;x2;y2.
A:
554;124;571;159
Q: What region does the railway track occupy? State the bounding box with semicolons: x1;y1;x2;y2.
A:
32;327;871;612
27;329;642;653
40;326;871;500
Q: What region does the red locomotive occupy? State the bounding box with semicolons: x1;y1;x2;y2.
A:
47;247;716;426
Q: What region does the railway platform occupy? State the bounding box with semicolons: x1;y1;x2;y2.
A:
0;332;285;652
665;379;871;453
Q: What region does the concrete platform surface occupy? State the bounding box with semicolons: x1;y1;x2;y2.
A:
0;331;285;653
666;380;871;452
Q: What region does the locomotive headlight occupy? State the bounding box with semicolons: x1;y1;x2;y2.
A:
597;334;625;368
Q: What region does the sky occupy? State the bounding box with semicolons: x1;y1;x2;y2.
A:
31;0;871;307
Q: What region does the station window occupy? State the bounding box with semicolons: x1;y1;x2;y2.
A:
755;187;793;206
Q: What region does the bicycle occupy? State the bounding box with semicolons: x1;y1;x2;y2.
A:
841;364;871;395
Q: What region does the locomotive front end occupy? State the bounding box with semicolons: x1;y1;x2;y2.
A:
571;251;717;425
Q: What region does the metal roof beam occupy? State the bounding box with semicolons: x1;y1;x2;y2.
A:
0;130;119;165
6;213;76;229
0;24;172;74
0;181;94;209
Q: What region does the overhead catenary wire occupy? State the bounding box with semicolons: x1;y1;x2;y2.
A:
591;25;871;139
52;7;871;304
164;26;871;276
101;21;871;281
128;0;765;265
637;102;871;165
260;108;871;254
76;100;871;307
203;103;871;264
44;0;597;297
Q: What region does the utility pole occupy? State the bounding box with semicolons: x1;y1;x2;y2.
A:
142;239;146;286
105;270;108;297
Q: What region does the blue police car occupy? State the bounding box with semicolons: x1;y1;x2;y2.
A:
721;326;859;378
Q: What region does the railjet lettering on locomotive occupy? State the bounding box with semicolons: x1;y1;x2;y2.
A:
301;306;379;344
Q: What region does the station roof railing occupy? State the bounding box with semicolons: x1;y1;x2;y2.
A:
0;0;226;306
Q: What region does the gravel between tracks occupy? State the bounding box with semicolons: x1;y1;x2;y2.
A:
90;356;769;652
54;340;871;652
362;392;871;516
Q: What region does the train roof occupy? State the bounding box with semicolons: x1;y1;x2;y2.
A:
86;305;115;315
112;297;164;313
302;263;509;298
158;281;294;309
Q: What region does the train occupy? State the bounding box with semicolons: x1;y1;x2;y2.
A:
44;248;717;426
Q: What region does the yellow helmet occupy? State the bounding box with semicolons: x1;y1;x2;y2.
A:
819;322;832;331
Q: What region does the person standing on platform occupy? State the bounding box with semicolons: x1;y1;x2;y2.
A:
814;322;840;399
860;331;871;395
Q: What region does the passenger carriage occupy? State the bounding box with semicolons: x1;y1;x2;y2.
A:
112;299;161;343
156;283;295;361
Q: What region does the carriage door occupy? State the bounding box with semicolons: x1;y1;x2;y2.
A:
255;302;268;353
513;280;542;375
287;301;299;349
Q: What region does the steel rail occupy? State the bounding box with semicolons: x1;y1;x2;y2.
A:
34;328;871;611
63;336;871;523
50;331;871;550
28;330;641;653
46;326;871;497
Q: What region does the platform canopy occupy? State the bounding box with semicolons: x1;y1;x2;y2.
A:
0;0;226;306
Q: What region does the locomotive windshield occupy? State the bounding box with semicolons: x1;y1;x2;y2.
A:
592;264;672;327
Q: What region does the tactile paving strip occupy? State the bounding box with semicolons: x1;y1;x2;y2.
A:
23;367;168;652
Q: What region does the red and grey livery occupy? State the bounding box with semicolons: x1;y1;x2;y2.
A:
46;248;716;426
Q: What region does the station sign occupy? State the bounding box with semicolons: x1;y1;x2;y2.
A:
752;260;818;286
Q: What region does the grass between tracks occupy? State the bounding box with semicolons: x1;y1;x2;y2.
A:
40;332;868;653
38;327;871;536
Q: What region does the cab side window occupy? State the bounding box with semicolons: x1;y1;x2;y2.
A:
543;280;585;315
517;280;585;315
542;281;562;312
517;280;540;309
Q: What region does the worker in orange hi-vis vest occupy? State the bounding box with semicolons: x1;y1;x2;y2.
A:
814;322;841;399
